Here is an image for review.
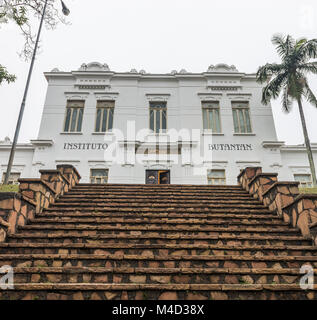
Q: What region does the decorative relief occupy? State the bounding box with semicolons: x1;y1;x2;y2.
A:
145;93;171;102
79;62;110;72
197;93;223;101
94;92;119;101
227;93;252;100
75;78;111;90
209;86;239;91
289;166;311;174
88;161;112;168
64;92;89;100
207;64;239;73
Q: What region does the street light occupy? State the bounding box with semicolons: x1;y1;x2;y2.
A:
3;0;70;185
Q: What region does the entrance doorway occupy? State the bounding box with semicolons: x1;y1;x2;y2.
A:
146;170;170;185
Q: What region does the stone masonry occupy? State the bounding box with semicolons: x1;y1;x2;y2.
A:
0;166;316;300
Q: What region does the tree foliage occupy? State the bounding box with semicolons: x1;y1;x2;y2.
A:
0;0;68;60
0;0;69;85
0;64;16;84
256;34;317;112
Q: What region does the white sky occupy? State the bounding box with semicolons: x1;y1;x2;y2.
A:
0;0;317;144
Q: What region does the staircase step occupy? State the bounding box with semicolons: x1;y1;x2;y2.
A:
29;217;291;227
55;198;260;205
18;224;298;235
38;211;280;220
7;233;310;245
1;283;315;300
10;267;314;285
1;181;316;300
49;203;267;211
1;243;316;256
44;207;272;214
1;254;316;269
62;194;253;200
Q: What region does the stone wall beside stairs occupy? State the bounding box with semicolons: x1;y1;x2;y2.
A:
238;167;317;245
0;165;80;243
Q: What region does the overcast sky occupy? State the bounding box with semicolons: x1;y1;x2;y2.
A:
0;0;317;144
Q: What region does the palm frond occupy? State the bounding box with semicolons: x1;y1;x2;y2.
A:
256;63;285;83
287;73;305;101
303;83;317;107
271;34;295;59
298;62;317;74
297;39;317;61
261;72;287;105
281;87;293;113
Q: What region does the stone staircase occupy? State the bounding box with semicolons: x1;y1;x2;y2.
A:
0;183;316;300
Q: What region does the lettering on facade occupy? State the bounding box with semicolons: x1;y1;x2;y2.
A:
208;144;253;151
63;143;109;150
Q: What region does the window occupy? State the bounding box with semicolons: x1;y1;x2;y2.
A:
63;100;84;132
1;172;21;185
207;170;226;185
149;102;167;133
90;169;109;184
232;102;252;133
294;174;313;188
202;101;221;132
95;101;115;132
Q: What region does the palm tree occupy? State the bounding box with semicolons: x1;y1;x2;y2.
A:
257;34;317;187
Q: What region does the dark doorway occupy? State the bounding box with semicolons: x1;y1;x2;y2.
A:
146;170;170;184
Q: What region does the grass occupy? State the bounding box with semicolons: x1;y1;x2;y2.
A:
300;187;317;194
0;184;19;193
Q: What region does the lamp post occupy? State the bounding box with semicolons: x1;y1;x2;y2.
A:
3;0;70;185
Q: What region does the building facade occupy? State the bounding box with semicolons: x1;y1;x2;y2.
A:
1;62;316;186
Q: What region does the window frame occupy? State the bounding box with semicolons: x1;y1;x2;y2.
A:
63;100;85;133
294;173;313;188
95;101;115;133
90;169;109;184
202;101;221;133
149;102;167;133
232;101;252;134
1;172;21;185
207;169;226;185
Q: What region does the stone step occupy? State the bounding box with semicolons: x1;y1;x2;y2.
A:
45;207;271;214
7;233;310;245
38;211;280;220
49;202;266;210
75;183;243;189
1;283;315;300
1;253;316;269
10;267;315;285
68;187;250;197
18;224;298;235
55;198;261;205
30;217;290;227
61;194;253;200
1;243;316;256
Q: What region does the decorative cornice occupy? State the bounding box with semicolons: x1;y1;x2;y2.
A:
197;93;223;101
145;93;171;102
31;140;54;147
227;93;252;100
64;92;90;100
94;92;119;100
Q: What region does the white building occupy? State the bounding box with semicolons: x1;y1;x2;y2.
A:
1;62;316;186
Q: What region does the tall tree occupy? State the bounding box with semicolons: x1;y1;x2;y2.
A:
0;64;16;84
257;34;317;187
0;0;68;84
